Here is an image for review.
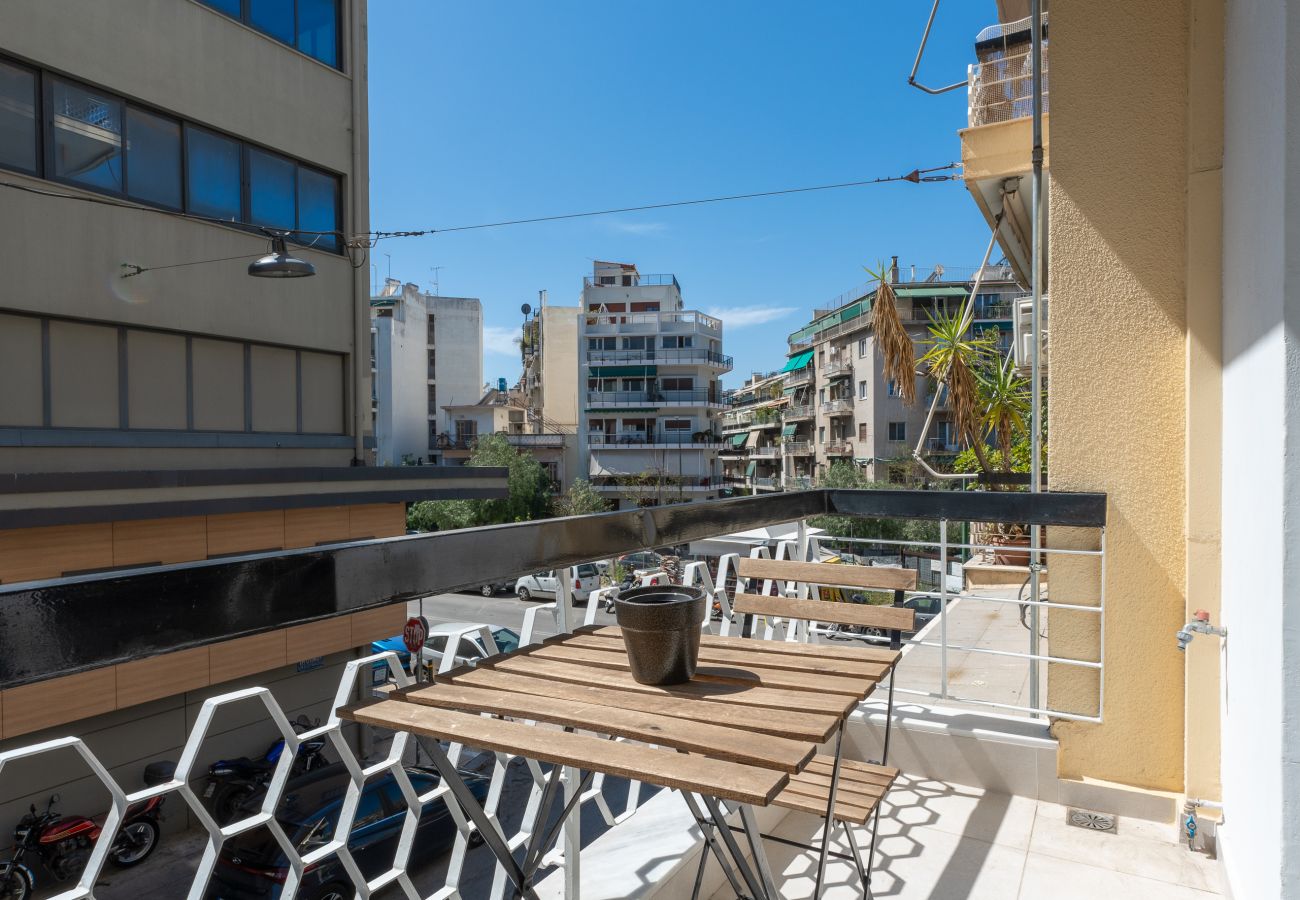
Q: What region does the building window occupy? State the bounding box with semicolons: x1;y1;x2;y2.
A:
888;422;906;441
0;57;342;250
186;127;242;219
622;336;648;350
622;378;645;392
663;335;693;349
201;0;341;69
661;377;694;391
858;337;867;358
819;388;826;404
454;419;476;445
887;380;899;397
664;418;692;431
858;380;868;400
51;79;123;192
587;378;616;392
598;275;615;286
818;426;825;444
125;107;182;208
859;423;868;441
588;337;615;351
0;60;37;173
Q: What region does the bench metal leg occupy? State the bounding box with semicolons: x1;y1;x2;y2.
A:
684;792;776;900
813;723;846;898
738;804;779;900
684;792;751;900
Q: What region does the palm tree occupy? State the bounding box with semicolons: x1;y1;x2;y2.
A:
977;362;1031;471
918;308;997;475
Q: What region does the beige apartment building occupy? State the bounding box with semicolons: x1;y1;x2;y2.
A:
0;0;499;830
518;296;582;490
783;264;1022;482
719;371;787;493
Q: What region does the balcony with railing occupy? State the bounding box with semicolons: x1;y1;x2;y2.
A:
748;444;779;458
721;409;755;431
784;404;815;421
783;366;813;386
821;397;854;416
585;347;734;370
585;389;724;408
824;440;854;456
968;14;1049;128
822;356;853;379
783;474;814;490
583;273;680;290
588;431;725;449
0;487;1184;900
783;440;812;456
582;310;722;339
504;432;568;449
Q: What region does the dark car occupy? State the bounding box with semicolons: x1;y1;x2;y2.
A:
204;762;488;900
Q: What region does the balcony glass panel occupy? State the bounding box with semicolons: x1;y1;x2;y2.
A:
51;79;122;192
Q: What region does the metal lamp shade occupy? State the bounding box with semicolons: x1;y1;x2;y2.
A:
248;236;315;278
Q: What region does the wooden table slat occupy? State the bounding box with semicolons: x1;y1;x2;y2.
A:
524;643;877;699
439;667;840;742
564;633;891;680
484;655;858;717
340;698;787;806
398;683;814;773
586;626;902;666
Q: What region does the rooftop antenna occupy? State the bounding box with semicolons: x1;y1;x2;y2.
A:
430;266;444;296
384;253;392;282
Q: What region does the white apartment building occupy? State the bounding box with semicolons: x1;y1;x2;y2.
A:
576;261;732;509
369;279;482;466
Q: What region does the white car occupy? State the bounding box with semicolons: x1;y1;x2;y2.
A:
514;564;599;603
419;622;521;672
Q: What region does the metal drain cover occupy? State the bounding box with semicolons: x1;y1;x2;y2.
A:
1067;808;1118;834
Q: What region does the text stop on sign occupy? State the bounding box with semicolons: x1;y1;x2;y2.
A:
403;616;429;655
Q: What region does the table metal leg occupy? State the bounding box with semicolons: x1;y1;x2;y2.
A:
843;822;870;893
813;724;846;898
702;795;771;900
415;734;537;900
738;804;779;900
682;792;752;900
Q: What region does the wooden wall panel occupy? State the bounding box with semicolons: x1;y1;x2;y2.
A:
285;618;354;663
284;506;351;549
3;670;117;738
351;604;406;646
116;647;211;709
348;503;407;540
207;510;285;557
113;516;208;566
0;523;114;583
209;631;288;685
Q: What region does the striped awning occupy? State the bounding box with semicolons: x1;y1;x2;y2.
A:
744;431;760;448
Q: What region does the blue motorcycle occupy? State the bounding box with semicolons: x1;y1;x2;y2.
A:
202;715;328;824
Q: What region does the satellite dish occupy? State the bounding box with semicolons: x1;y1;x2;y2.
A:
521;303;532;316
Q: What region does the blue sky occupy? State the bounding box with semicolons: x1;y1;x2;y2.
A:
368;2;999;388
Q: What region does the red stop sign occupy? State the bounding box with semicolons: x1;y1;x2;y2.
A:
403;616;428;655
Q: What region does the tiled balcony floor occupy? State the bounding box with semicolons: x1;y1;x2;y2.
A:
709;774;1223;900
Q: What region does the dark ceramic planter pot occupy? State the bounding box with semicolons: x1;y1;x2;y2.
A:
614;584;707;685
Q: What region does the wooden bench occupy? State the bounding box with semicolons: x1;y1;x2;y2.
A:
730;556;918;893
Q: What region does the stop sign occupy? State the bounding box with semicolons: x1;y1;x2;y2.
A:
403;616;429;655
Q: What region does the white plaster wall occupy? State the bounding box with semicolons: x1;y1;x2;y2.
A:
431;297;484;437
1220;0;1298;895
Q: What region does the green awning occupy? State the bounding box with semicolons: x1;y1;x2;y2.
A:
590;365;657;377
781;350;814;373
729;433;748;447
895;286;969;298
782;424;797;437
745;461;757;476
781;386;797;396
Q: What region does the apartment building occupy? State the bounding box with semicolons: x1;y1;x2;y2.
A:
442;387;569;489
0;0;500;830
518;296;581;490
786;262;1023;481
719;372;788;493
576;261;731;509
369;278;483;466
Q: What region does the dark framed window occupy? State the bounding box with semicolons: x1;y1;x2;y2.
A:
888;422;907;441
125;107;182;208
50;78;123;192
200;0;342;69
0;58;38;173
186;127;242;220
4;54;343;252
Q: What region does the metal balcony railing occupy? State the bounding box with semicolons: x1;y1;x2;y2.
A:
584;273;680;290
784;367;813;386
784;404;815;420
824;440;854;455
583;311;722;337
585;347;734;369
585;389;720;407
588;432;722;447
751;476;779;488
784;475;814;490
783;440;812;456
0;487;1106;900
504;433;568;448
749;445;780;458
721;412;753;431
821;398;854;416
822;358;853;379
968;45;1049;128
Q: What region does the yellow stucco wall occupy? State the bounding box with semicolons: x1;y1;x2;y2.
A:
1047;0;1194;791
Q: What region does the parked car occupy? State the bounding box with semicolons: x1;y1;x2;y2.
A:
469;581;508;597
420;623;521;672
514;565;599;603
204;763;488;900
369;634;413;683
616;551;663;574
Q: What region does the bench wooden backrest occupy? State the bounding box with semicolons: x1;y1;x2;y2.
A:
732;558;917;632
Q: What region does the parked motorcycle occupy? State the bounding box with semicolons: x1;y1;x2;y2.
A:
202;715;328;824
0;761;173;900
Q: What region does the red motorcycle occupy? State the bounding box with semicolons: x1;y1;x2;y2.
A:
0;761;173;900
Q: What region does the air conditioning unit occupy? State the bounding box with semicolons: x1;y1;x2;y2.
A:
1013;294;1049;373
